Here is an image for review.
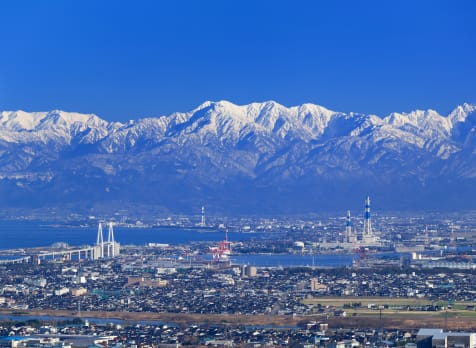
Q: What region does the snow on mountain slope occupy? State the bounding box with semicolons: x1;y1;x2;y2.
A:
2;101;476;213
449;103;476;124
447;103;476;148
0;110;112;145
155;100;339;142
1;102;476;188
3;101;474;151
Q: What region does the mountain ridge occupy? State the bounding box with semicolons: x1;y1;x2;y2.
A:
1;100;476;215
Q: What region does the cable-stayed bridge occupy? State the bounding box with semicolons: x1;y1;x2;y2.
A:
0;223;120;264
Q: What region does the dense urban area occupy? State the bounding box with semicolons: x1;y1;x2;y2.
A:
1;207;476;347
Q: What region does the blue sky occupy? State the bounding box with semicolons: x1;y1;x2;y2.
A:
0;0;474;121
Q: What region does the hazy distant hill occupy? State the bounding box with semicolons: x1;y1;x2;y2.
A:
1;101;476;215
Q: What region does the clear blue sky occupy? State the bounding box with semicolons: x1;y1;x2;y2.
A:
0;0;474;121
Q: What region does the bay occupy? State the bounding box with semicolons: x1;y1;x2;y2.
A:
0;220;398;268
0;220;263;250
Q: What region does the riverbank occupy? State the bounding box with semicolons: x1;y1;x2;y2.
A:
2;309;476;330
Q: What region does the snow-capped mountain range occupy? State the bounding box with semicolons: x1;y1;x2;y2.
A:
1;100;476;215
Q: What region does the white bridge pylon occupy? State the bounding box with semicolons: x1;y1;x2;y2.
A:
35;223;119;263
96;222;104;258
107;222;115;257
96;222;117;259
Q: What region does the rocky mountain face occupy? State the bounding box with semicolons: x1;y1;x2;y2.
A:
1;101;476;215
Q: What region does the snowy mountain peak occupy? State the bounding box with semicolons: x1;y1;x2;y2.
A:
171;100;345;140
1;101;475;149
192;100;214;111
0;109;110;145
383;108;454;138
0;110;107;131
295;102;335;116
449;103;476;124
3;101;476;214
